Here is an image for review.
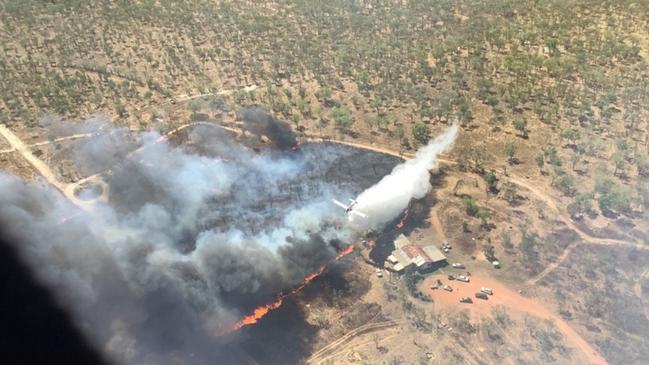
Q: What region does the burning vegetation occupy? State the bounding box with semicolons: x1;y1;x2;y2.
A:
222;245;354;335
0;115;457;364
0;118;417;364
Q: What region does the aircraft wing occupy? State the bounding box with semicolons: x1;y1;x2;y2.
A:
332;199;348;210
351;210;368;218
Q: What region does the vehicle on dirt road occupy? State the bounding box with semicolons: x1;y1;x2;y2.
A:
456;275;470;282
451;263;465;269
460;296;473;303
475;291;489;300
443;285;453;292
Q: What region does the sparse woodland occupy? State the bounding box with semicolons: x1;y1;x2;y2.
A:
1;0;648;223
2;1;649;363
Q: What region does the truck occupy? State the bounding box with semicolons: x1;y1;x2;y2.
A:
475;291;489;300
480;287;493;295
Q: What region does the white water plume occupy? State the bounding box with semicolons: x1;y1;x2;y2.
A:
350;124;459;229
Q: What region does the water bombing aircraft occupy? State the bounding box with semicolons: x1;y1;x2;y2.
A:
332;198;367;218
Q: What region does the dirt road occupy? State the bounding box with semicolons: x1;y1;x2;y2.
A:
422;274;608;365
305;320;402;364
173;84;258;103
0;125;96;210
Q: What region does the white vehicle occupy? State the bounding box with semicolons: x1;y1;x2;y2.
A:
480;287;493;295
456;275;470;283
375;268;383;277
332;198;368;218
451;263;465;269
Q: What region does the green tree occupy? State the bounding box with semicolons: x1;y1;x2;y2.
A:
369;96;382;113
535;153;545;173
598;186;631;215
544;146;562;166
513;119;528;138
354;69;370;91
365;116;377;131
501;182;518;205
574;192;594;215
411;122;430;145
331;106;353;130
477;210;491;227
556;174;576;196
483;169;498;193
504;142;516;164
315;86;332;101
560;128;580;145
501;231;514;250
317;117;329;137
612;150;626;177
395;125;410;153
463;196;480;217
636;156;649;178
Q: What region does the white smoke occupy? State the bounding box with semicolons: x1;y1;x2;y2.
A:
350;124;459;228
0;117;405;365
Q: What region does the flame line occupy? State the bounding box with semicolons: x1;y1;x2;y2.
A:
396;208;409;229
219;245;354;335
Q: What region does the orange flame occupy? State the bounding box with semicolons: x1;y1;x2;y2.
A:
396;208;410;228
220;245;354;335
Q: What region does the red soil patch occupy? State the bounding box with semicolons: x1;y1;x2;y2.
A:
421;274;607;365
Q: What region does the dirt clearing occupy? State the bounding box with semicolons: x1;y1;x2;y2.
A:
421;274;607;365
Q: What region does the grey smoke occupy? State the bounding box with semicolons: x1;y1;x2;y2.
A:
239;107;298;150
0;118;403;365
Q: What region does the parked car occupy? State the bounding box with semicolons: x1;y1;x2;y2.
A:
443;285;453;292
475;291;489;300
480;287;493;295
451;263;465;269
460;296;473;303
447;274;456;280
456;275;470;283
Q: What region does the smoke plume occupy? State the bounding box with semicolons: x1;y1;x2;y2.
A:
0;117;400;365
350;124;459;229
239;107;298;150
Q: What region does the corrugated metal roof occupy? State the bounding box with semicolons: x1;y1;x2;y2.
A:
394;233;411;249
388;234;447;271
401;245;430;262
422;245;446;263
